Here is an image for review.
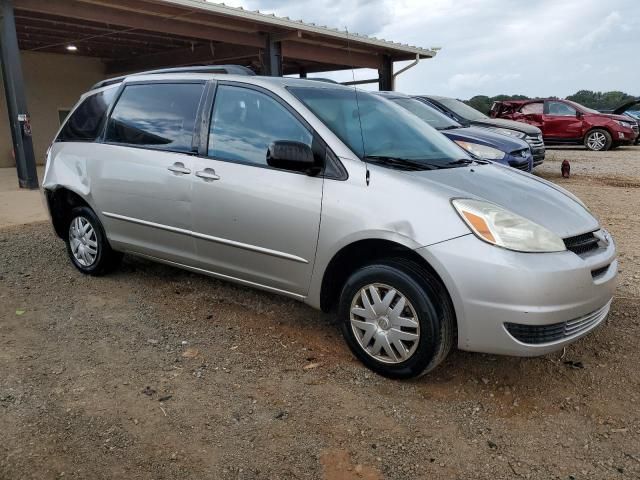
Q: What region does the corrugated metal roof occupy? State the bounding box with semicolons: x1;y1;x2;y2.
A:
158;0;439;58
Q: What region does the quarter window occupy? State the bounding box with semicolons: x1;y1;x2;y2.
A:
56;88;116;142
546;101;576;117
105;83;205;153
208;85;313;166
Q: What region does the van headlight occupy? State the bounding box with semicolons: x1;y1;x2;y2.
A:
452;199;566;252
454;140;506;160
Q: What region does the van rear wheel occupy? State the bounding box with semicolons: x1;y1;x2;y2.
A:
65;206;122;276
338;258;455;379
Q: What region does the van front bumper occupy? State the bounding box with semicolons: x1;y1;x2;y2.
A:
417;231;617;356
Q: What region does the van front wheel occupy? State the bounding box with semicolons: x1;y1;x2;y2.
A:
338;258;455;379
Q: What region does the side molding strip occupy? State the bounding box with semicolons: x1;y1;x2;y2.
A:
102;211;309;264
129;251;306;301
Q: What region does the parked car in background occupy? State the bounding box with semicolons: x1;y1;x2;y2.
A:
491;99;637;151
44;67;617;379
374;91;534;171
415;95;545;166
603;98;640;145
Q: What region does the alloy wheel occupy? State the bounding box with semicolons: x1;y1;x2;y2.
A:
69;216;98;267
350;283;420;364
587;132;607;151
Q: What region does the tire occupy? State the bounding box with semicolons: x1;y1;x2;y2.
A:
65;206;122;276
338;258;455;379
584;129;612;151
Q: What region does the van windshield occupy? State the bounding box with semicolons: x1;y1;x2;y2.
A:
288;87;472;169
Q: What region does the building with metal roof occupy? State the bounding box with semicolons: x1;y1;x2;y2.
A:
1;0;439;188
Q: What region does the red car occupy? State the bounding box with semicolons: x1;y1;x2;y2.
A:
490;99;638;151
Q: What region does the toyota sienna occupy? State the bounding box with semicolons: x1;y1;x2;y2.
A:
43;67;617;378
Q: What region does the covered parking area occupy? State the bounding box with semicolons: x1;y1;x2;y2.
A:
0;0;437;189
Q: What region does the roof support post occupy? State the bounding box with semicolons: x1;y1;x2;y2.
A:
378;55;393;91
0;0;38;188
262;34;282;76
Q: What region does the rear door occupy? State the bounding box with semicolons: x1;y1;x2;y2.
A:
190;83;325;297
517;102;544;129
91;81;206;264
543;100;582;140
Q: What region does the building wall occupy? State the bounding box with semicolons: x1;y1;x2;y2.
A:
0;51;105;168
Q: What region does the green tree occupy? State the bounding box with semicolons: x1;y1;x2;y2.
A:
567;90;636;110
463;90;637;114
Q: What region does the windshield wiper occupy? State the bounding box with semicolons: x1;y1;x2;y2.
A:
363;155;441;171
439;125;460;131
445;158;490;166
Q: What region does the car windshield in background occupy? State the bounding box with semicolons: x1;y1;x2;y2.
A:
389;97;460;130
626;110;640;120
436;97;489;121
288;87;471;170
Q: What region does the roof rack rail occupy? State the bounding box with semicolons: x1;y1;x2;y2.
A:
91;65;255;90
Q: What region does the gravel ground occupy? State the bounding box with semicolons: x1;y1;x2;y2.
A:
1;146;639;479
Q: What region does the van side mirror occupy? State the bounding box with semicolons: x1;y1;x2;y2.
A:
267;141;317;174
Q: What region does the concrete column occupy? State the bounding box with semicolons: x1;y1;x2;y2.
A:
378;55;393;91
0;0;38;189
262;34;282;76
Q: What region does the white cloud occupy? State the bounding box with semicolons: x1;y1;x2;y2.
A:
447;73;521;91
565;11;622;51
213;0;639;98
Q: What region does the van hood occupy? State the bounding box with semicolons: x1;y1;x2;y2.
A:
470;117;542;135
409;164;598;238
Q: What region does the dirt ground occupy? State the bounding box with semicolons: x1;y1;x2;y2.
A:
1;147;639;480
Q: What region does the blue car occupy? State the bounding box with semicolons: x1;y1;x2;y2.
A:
375;92;534;172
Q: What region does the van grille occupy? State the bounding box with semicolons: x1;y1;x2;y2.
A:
504;300;611;345
563;231;599;255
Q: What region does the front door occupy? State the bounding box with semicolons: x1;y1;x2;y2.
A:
92;81;206;264
191;84;324;297
543;101;582;140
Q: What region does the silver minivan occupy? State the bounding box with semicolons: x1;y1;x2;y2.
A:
43;67;617;378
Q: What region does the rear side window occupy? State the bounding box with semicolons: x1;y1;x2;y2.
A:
57;88;116;142
105;83;205;153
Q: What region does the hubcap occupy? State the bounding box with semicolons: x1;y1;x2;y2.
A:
588;132;606;150
69;216;98;267
350;283;420;364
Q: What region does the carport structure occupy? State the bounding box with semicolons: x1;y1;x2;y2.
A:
0;0;438;188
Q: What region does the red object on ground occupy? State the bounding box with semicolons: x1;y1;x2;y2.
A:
561;160;570;178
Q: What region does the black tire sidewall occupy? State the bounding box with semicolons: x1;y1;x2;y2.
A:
585;129;612;151
339;263;442;379
65;206;109;275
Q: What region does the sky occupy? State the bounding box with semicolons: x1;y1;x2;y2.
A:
220;0;639;99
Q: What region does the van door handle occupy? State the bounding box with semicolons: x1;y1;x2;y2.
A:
167;162;191;175
195;168;220;181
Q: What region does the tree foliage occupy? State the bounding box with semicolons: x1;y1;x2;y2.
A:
463;90;637;114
